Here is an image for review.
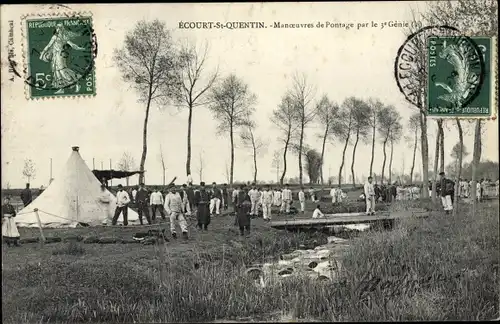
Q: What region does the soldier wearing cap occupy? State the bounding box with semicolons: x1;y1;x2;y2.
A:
194;181;211;230
136;182;152;225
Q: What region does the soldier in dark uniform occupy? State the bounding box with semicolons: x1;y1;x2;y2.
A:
136;183;152;225
186;183;196;212
20;183;33;207
194;182;211;230
222;184;229;210
235;184;252;236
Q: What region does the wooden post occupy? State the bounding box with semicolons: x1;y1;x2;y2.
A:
34;208;46;246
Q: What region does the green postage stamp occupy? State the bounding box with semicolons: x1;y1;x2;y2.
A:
22;13;96;99
427;36;496;118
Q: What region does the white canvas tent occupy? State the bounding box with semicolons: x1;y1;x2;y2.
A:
15;147;140;228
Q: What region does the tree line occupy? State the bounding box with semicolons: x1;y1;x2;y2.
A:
112;0;497;211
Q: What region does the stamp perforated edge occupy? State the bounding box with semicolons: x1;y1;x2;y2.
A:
426;36;498;121
20;10;97;100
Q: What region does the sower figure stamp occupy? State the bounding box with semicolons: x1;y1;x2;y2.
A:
23;14;96;99
427;36;496;118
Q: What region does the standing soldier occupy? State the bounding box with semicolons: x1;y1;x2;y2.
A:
281;184;292;214
150;188;166;221
273;186;282;208
298;187;306;214
235;184;252;236
209;182;222;216
364;176;376;215
20;183;33;207
98;184;113;225
308;186;316;202
131;186;138;205
194;182;211;230
164;187;190;239
261;185;273;221
112;184;130;226
2;197;21;247
248;185;259;217
439;172;454;214
222;184;229;211
186;182;196;212
135;183;152;225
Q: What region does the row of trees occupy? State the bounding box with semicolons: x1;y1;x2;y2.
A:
113;0;496;204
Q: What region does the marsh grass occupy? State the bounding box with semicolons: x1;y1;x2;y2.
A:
2;201;498;323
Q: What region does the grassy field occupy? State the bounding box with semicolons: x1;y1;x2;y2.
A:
2;199;498;322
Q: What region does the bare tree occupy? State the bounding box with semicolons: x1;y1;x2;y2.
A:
158;144;167;185
289;72;316;186
22;159;36;184
224;160;230;184
315;94;341;185
367;98;384;177
337;99;355;187
388;123;403;184
438;120;445;174
271;150;282;184
240;117;267;183
350;98;371;187
407;113;421;184
198;151;205;183
114;20;183;184
377;105;401;184
116;152;137;186
176;41;219;177
271;94;299;185
431;124;442;202
208;74;256;184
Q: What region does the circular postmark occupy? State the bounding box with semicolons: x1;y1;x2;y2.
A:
11;12;98;98
394;25;485;113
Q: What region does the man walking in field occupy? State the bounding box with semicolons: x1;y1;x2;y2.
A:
222;184;229;211
112;184;130;226
248;185;260;217
261;185;273;221
165;187;189;239
150;188;166;221
298;187;306;214
20;183;32;207
364;176;376;215
210;182;222;216
135;183;152;225
186;183;196;212
281;184;292;215
439;172;454;214
194;182;211;230
308;186;317;202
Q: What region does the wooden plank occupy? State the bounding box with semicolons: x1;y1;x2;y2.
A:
270;211;428;228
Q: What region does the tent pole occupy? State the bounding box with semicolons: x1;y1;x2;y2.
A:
34;208;46;247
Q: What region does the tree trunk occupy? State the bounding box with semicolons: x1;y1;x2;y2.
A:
162;168;165;186
410;128;418;185
126;177;129;187
471;120;482;209
320;125;329;185
298;122;305;186
438;120;445;173
388;139;394;184
253;141;257;183
229;123;234;185
369;117;376;176
139;88;153;185
351;129;360;187
338;132;351;188
381;136;389;184
419;111;429;198
280;127;291;185
453;119;463;214
186;105;193;177
431;122;441;203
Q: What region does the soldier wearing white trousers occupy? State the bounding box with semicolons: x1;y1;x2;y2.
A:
164;189;189;239
261;185;273;221
298;188;306;213
248;186;260;216
364;177;376;215
281;184;292;214
209;182;223;215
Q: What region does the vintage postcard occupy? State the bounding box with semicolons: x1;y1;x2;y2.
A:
1;2;498;323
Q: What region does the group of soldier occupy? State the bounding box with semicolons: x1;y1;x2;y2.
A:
105;180;322;238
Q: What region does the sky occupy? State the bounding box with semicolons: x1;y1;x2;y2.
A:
1;2;498;189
